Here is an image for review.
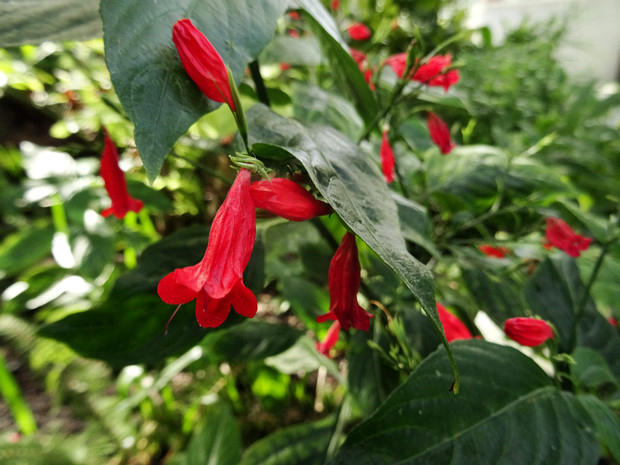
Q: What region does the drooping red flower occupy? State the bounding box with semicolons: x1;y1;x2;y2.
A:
504;317;554;347
351;49;367;67
331;0;340;10
383;53;459;91
427;112;455;154
316;320;341;356
437;302;473;342
249;178;332;221
478;244;510;258
347;23;372;41
317;232;373;331
380;130;395;184
157;169;257;328
545;217;592;257
172;18;235;110
99;129;144;219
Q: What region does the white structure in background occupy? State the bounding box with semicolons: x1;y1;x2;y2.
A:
465;0;620;82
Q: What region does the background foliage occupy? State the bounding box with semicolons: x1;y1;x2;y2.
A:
1;0;619;464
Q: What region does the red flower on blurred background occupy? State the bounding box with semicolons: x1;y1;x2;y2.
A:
545;217;592;257
158;169;257;328
383;53;459;91
249;178;332;221
100;129;144;219
478;244;510;258
172;18;235;110
317;232;373;331
316;320;341;356
437;303;473;342
427;112;455;154
347;23;371;41
380;130;395;183
331;0;340;10
504;317;554;347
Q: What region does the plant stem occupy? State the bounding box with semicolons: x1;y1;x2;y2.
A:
249;60;271;107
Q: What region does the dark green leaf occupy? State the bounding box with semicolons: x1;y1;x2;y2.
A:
0;0;101;47
331;340;599;465
578;394;620;464
186;404;241;465
571;347;618;390
39;225;261;367
525;255;620;376
101;0;289;180
246;105;456;388
239;415;336;465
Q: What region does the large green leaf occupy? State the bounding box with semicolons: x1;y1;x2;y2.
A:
186;404;242;465
0;0;101;47
330;340;599;465
292;0;379;127
39;226;263;367
578;395;620;464
247;104;458;390
239;415;336;465
101;0;288;180
525;255;620;377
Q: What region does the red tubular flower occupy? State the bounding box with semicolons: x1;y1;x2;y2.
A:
412;55;451;83
347;23;372;41
504;317;554;347
384;53;459;92
545;217;592;257
316;320;341;356
478;244;510;258
427;69;460;91
172;18;235;110
383;52;407;78
427;112;455;155
249;178;332;221
331;0;340;10
380;130;395;184
317;232;373;331
437;303;473;342
351;49;367;67
157;169;257;328
99;129;144;219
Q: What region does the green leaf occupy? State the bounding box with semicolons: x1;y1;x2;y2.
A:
293;0;379;127
578;394;620;464
571;347;618;390
392;192;439;257
260;36;324;66
0;351;37;435
101;0;289;180
525;255;620;377
330;340;599;465
0;223;54;279
186;404;241;465
0;0;101;47
239;415;336;465
205;320;303;362
39;226;260;367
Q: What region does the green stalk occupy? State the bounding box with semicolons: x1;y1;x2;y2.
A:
0;351;37;435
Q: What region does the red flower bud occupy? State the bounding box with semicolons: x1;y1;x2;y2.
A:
172;18;235;110
427;112;455;154
317;233;373;331
545;217;592;257
249;178;331;221
504;317;554;347
331;0;340;10
380;130;395;184
437;303;473;342
316;320;341;356
158;169;256;328
347;23;371;41
99;129;144;219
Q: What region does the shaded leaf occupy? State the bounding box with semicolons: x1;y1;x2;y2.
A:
0;224;54;279
101;0;289;180
578;394;620;464
186;404;241;465
331;340;599;465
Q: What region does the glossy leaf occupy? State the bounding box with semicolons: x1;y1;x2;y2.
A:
578;394;620;464
239;415;336;465
101;0;288;180
247;104;456;386
0;0;101;47
330;340;599;465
